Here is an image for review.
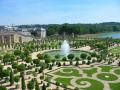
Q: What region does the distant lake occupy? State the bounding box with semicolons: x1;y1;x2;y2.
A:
81;32;120;38
98;32;120;38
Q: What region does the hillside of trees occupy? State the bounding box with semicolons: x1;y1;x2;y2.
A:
17;22;120;36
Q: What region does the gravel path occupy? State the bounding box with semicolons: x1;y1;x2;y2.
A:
45;64;120;90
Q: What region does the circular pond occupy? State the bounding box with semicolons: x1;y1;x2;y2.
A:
44;50;90;60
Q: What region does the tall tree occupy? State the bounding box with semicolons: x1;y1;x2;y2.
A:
42;83;46;90
0;64;3;79
9;70;14;85
27;79;35;90
35;79;40;90
67;54;75;65
14;76;20;89
21;73;26;90
62;57;67;65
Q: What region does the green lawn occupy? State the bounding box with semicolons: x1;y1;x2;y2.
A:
63;68;74;72
109;82;120;90
55;77;72;86
46;67;120;90
76;78;104;90
109;46;120;54
54;68;80;77
82;68;97;77
97;73;118;81
114;68;120;75
99;65;113;72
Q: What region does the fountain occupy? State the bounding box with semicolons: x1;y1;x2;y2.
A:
44;40;89;59
60;40;70;56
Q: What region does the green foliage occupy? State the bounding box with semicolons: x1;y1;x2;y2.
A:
0;64;3;78
14;76;20;83
0;55;3;60
48;64;53;70
23;49;30;57
47;24;60;36
27;79;35;90
57;62;61;67
40;62;47;68
35;79;40;90
56;23;120;35
44;54;51;60
0;64;3;71
25;56;32;63
55;54;60;60
20;22;120;36
87;56;91;60
45;58;51;64
39;66;44;73
75;61;79;66
40;75;44;80
12;62;18;69
45;76;51;82
80;53;87;60
3;69;10;77
67;54;75;60
62;57;67;62
17;64;26;72
9;70;14;85
87;60;91;65
0;86;7;90
21;74;26;90
42;83;46;90
14;50;21;56
20;53;26;60
91;52;97;57
37;53;44;60
3;53;11;64
33;59;40;66
56;81;60;86
10;54;16;62
75;57;79;61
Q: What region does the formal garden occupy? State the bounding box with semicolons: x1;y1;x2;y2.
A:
0;36;120;90
45;65;120;90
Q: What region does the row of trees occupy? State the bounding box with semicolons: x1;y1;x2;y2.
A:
47;23;120;36
17;22;120;36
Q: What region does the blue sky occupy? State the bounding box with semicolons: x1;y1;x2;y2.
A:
0;0;120;25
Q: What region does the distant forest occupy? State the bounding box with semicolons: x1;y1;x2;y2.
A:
17;22;120;36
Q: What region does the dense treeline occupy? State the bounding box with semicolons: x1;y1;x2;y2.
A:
17;22;120;36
